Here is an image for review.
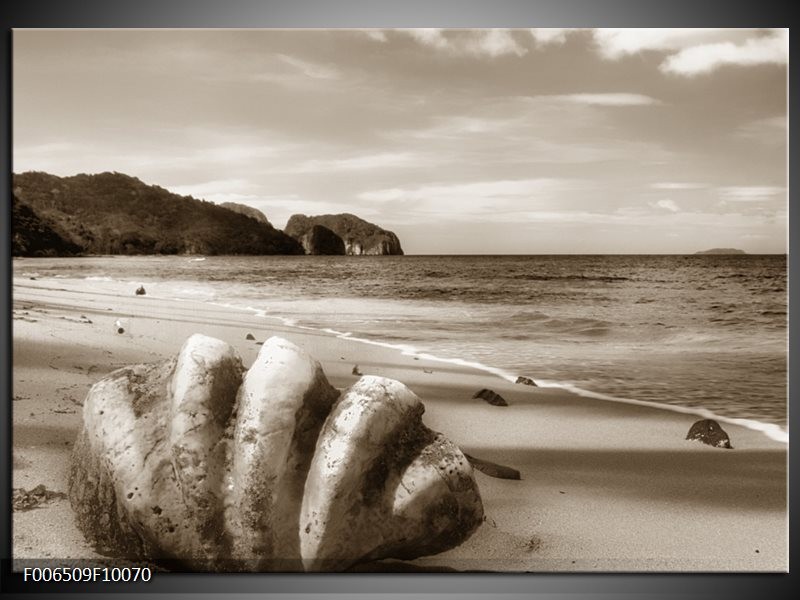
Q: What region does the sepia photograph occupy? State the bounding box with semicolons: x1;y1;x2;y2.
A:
11;28;788;572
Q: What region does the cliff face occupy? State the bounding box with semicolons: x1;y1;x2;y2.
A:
12;171;303;256
219;202;272;226
284;213;403;256
297;225;346;255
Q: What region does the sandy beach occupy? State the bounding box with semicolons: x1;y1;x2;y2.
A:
11;277;788;572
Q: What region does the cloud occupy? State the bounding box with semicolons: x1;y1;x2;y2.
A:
592;28;730;59
655;199;680;212
406;28;449;50
362;30;387;43
718;186;785;202
402;29;527;58
156;181;361;229
524;28;787;77
375;28;788;76
593;28;787;76
472;29;527;58
735;115;787;146
273;152;423;174
661;30;788;75
276;54;339;80
358;179;571;220
14;142;285;178
529;28;570;46
249;197;367;229
651;182;708;190
552;93;659;107
169;178;256;199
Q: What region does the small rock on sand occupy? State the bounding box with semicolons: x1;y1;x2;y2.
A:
135;286;146;296
246;333;256;341
13;485;68;511
686;419;733;449
515;376;537;387
352;365;362;376
472;389;508;407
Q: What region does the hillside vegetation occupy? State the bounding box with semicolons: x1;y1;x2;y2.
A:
12;194;82;257
12;171;303;256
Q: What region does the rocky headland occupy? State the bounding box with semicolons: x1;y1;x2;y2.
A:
285;213;403;256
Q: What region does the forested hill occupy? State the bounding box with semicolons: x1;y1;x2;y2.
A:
12;171;303;256
12;193;82;257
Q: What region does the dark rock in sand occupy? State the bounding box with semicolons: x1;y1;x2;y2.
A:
686;419;733;449
515;376;537;387
463;453;521;480
13;485;68;511
135;286;146;296
472;389;508;407
352;365;362;376
246;333;256;341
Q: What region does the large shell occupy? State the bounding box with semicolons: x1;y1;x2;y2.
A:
68;334;483;571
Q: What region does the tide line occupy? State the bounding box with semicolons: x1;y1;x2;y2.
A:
205;298;789;445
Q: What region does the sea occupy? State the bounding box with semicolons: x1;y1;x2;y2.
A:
13;254;788;432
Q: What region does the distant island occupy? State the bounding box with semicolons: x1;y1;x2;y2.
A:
694;248;747;255
11;171;403;257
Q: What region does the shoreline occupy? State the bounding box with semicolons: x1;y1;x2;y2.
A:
11;277;788;571
20;270;788;442
180;295;789;444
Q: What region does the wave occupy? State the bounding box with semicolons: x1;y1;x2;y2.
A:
129;280;787;446
534;380;788;444
308;319;788;444
505;310;613;336
206;299;787;445
511;274;631;282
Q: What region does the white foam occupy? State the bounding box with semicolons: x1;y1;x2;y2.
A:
84;276;114;282
171;296;790;445
322;328;352;337
298;328;789;445
535;380;789;444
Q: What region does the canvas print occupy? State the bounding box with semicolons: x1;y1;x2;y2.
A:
11;28;788;572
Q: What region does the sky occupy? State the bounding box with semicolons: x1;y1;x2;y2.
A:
13;28;788;254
